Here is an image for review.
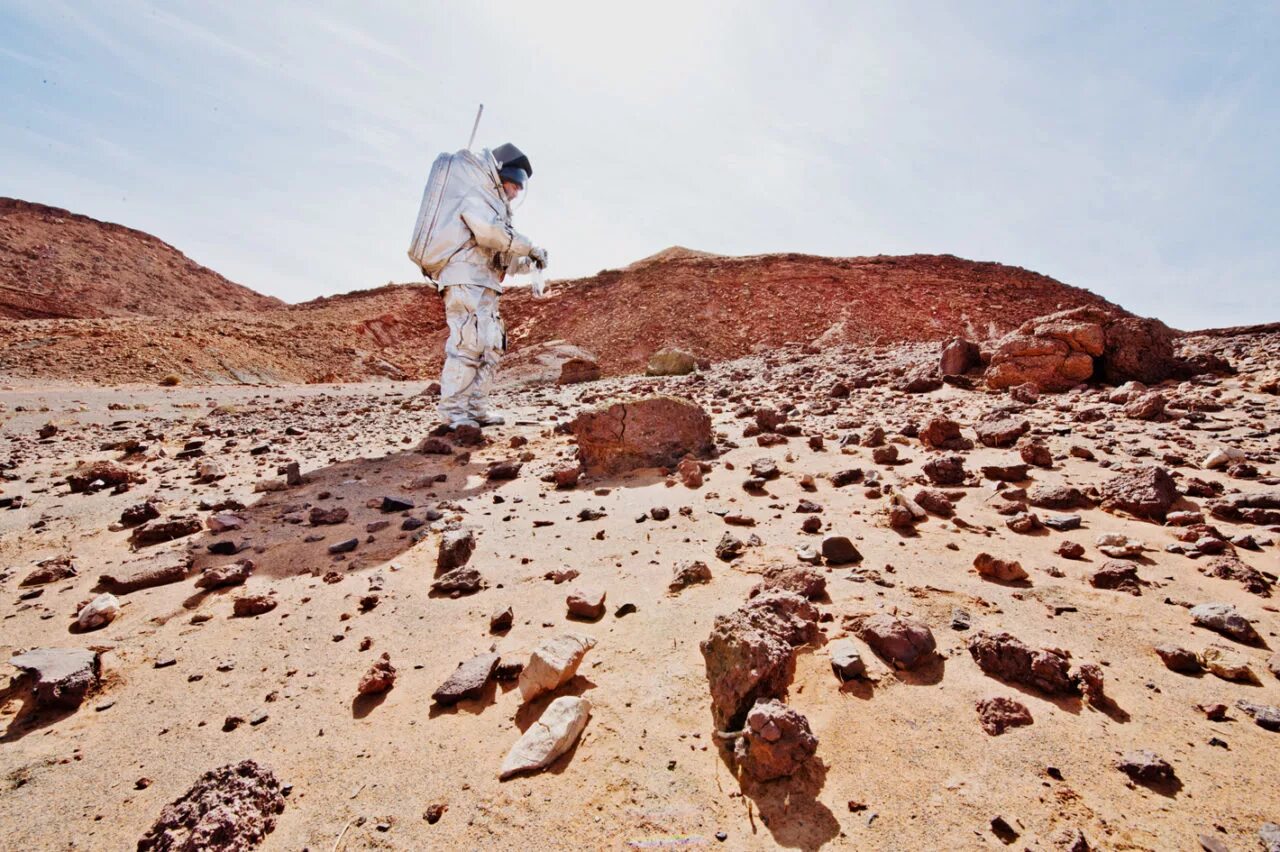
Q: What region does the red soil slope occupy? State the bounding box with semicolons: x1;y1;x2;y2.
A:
0;198;283;319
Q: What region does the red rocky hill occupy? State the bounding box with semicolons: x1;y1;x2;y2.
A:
0;198;283;319
0;200;1130;385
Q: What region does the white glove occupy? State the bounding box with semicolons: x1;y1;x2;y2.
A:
531;267;550;299
529;247;548;270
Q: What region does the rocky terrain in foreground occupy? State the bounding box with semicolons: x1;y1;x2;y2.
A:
1;316;1277;850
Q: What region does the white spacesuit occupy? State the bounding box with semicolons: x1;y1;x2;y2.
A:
413;143;546;427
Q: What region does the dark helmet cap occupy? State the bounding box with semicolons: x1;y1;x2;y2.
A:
492;142;532;179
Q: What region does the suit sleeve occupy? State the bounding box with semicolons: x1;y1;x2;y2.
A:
460;203;534;257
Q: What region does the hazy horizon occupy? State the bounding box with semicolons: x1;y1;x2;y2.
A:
2;2;1277;329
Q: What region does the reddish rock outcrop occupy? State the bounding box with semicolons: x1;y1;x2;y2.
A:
571;396;714;475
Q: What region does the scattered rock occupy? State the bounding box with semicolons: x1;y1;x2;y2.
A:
1089;561;1146;595
715;532;745;562
432;652;499;704
130;515;203;548
669;560;712;593
67;460;143;494
923;455;966;485
358;653;397;695
195;560;253;590
308;506;349;526
1202;645;1255;683
700;592;819;729
1237;700;1280;732
829;639;866;681
490;607;514;633
974;553;1028;582
751;564;826;600
913;488;954;517
821;536;862;565
919;417;972;451
1099;466;1178;522
857;613;936;670
646;348;697;376
1095;532;1145;559
975;415;1030;448
559;356;601;384
975;696;1033;735
437;529;476;573
1154;644;1202;674
567;589;607;621
499;696;592;780
21;556;77;587
733;699;818;781
232;595;277;617
136;760;285;852
1115;750;1176;785
76;593;120;631
431;566;486;597
8;648;100;710
967;631;1076;695
940;337;980;376
518;634;597;702
1190;602;1262;646
1124;392;1166;421
1057;541;1085;559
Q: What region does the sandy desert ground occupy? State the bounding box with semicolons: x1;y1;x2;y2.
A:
1;331;1278;851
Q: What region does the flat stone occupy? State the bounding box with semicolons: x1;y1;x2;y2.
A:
829;639;866;681
1116;750;1176;785
1191;603;1262;646
432;653;500;704
9;648;100;710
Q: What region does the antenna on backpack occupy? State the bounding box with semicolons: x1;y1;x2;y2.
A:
467;104;484;151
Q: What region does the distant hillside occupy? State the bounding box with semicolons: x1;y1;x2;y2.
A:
0;197;283;319
0;240;1127;385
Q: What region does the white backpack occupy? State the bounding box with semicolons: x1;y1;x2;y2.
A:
406;148;501;279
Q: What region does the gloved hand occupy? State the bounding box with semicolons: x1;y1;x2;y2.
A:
529;247;548;270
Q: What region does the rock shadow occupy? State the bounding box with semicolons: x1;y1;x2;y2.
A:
975;674;1085;716
184;447;511;585
0;679;84;743
513;676;596;732
351;690;390;719
890;654;946;686
718;749;840;851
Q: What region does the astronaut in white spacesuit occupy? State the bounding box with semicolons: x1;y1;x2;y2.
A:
432;142;547;428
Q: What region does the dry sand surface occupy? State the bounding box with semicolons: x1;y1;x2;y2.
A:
1;334;1278;851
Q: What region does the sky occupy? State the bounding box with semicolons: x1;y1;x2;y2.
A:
1;1;1277;329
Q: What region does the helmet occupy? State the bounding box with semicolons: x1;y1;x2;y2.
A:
492;142;533;181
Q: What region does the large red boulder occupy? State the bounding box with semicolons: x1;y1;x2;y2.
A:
985;306;1183;392
571;396;714;475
